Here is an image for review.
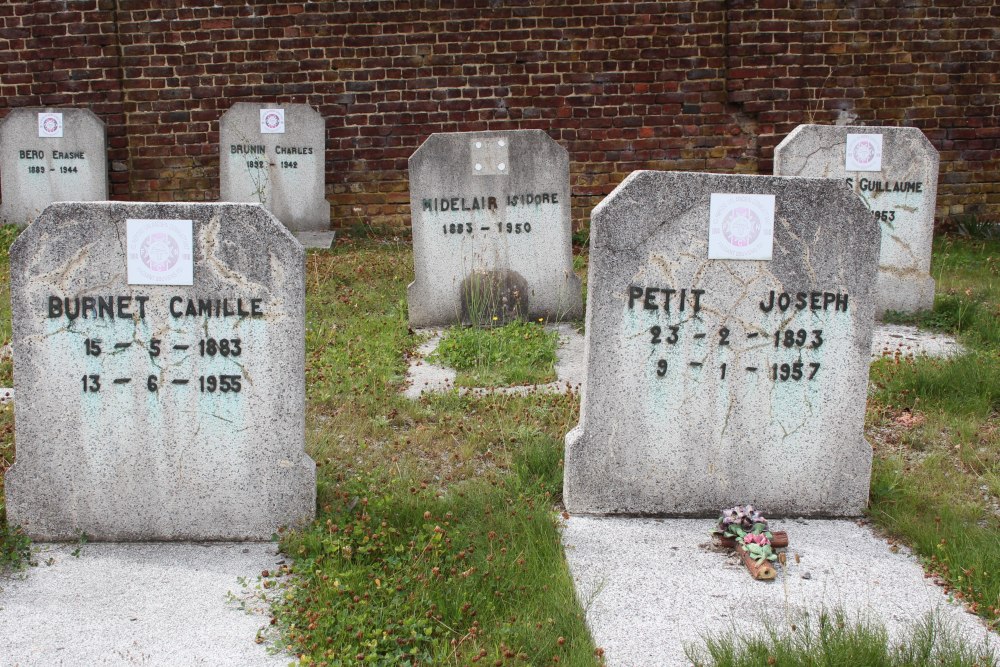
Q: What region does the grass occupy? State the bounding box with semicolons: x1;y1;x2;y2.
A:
867;234;1000;625
274;440;594;665
428;320;560;388
882;235;1000;349
282;239;598;664
687;608;996;667
0;226;21;570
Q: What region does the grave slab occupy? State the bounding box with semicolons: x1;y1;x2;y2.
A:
0;108;108;227
774;125;939;316
219;103;332;235
0;542;290;666
563;516;1000;667
407;130;582;326
565;172;880;517
5;202;314;540
872;323;964;360
402;323;584;399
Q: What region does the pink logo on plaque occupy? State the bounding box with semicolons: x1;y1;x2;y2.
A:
852;139;876;166
42;117;59;134
263;112;281;129
139;232;181;272
721;206;761;249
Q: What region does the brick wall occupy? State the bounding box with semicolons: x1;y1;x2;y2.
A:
1;0;997;231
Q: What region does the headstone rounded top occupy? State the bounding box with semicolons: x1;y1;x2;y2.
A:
16;201;300;257
409;129;567;169
591;170;875;254
776;123;937;156
220;102;325;125
0;106;105;129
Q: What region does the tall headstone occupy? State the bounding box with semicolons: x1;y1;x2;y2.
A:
0;108;108;227
407;130;583;327
565;172;880;517
219;103;334;248
5;202;314;540
774;125;939;316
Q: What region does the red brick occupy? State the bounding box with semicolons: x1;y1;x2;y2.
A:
0;1;994;230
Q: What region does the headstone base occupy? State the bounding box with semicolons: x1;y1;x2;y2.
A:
6;453;316;543
564;427;872;518
876;273;935;318
293;231;336;249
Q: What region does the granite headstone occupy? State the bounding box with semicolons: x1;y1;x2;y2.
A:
407;130;582;327
219;103;334;248
5;202;315;540
774;125;938;316
0;108;108;227
564;172;880;517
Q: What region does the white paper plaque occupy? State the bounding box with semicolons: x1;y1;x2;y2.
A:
126;219;194;285
259;108;285;134
845;133;883;172
37;112;63;138
708;193;775;260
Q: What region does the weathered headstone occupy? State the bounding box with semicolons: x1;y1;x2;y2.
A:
407;130;582;327
774;125;938;316
564;172;880;517
5;202;314;540
0;108;108;227
219;103;334;248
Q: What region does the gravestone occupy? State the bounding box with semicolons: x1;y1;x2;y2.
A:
0;108;108;227
219;103;334;248
407;130;582;327
5;202;314;540
774;125;938;316
564;172;880;517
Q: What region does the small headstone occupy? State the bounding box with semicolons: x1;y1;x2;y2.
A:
0;108;108;227
219;103;334;248
564;172;880;516
774;125;939;316
5;202;315;540
407;130;583;327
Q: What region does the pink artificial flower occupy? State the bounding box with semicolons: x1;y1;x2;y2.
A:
743;533;770;547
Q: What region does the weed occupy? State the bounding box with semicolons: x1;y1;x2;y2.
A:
0;226;21;568
870;455;1000;624
953;215;1000;241
0;508;30;571
867;234;1000;627
273;239;594;662
275;456;593;664
70;532;89;558
459;270;529;326
882;236;1000;350
686;608;997;666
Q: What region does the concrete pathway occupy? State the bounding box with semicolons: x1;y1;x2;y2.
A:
562;517;999;667
0;542;291;666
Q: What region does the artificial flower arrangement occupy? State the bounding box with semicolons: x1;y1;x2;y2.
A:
713;504;788;580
